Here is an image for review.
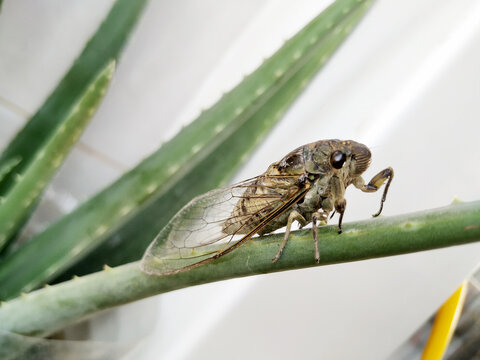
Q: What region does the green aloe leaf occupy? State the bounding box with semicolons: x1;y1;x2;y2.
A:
0;61;115;252
0;200;479;337
0;0;374;300
0;0;147;252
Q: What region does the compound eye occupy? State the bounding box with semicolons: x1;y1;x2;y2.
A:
330;150;346;169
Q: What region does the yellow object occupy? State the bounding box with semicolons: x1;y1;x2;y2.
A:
421;281;469;360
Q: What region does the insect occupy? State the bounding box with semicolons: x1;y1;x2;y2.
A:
140;139;393;276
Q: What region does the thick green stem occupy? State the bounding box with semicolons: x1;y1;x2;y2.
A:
0;200;479;337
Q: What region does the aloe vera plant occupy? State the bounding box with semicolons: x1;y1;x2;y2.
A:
0;0;375;301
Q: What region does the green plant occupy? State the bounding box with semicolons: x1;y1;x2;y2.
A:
1;200;479;337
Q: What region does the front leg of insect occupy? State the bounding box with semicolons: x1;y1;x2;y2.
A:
352;166;394;217
329;175;347;234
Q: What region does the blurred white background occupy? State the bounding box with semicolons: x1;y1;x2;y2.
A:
1;0;480;359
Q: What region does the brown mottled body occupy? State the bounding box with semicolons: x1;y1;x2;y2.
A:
224;139;393;263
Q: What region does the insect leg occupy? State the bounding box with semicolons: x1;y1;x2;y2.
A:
329;176;347;234
353;167;394;217
312;210;328;263
272;210;307;263
321;198;334;220
336;200;346;234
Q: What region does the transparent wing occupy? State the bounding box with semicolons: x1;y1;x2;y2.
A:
140;175;305;276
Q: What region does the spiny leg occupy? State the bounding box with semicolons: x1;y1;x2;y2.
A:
311;211;328;263
329;176;347;234
353;167;394;217
272;210;307;263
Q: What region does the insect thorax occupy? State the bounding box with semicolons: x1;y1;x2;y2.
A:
221;145;333;236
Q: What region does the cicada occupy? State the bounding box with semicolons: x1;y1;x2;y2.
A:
140;139;393;276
